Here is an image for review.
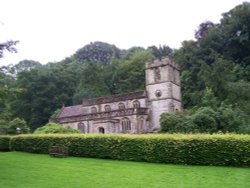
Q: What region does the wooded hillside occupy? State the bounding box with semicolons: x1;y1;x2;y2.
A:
0;2;249;132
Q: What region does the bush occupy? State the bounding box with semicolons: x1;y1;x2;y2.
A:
191;107;218;133
0;120;8;135
34;123;79;134
9;134;250;167
217;105;248;133
6;118;30;134
161;105;250;134
160;112;199;133
0;136;11;151
239;124;250;134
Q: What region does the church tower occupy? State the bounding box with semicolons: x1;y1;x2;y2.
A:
145;57;182;130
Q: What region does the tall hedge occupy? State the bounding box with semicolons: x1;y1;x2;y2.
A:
8;134;250;167
0;136;11;151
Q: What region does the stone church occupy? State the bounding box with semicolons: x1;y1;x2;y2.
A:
52;57;182;134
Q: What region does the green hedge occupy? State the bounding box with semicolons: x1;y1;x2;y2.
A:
7;134;250;167
0;136;11;151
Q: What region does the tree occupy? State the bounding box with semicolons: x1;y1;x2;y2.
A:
195;21;215;40
217;104;246;133
0;40;19;59
174;2;250;111
160;112;198;133
191;107;218;133
200;87;218;109
12;63;77;130
6;118;30;134
73;62;110;103
113;50;153;94
34;122;79;134
148;45;173;59
220;2;250;65
0;60;42;78
120;46;145;60
74;41;121;65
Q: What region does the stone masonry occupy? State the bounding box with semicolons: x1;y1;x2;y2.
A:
52;57;182;134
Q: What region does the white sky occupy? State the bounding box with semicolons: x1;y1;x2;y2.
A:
0;0;246;65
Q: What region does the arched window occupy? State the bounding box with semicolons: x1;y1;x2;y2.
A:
104;105;111;111
154;67;161;82
77;122;85;133
139;117;144;130
118;103;125;110
133;100;140;108
122;118;131;132
98;127;105;134
169;103;175;112
91;106;97;113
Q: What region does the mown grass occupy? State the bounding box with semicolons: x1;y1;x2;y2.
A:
0;152;249;188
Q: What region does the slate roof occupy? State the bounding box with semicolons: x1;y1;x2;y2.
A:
56;90;147;118
82;90;147;106
57;105;88;118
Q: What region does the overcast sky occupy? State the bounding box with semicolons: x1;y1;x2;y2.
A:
0;0;246;65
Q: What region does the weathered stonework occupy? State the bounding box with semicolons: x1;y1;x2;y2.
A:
52;57;181;134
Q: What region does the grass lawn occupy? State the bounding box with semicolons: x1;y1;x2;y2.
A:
0;152;249;188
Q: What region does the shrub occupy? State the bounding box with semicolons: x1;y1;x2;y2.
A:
160;112;199;133
6;118;30;134
0;136;11;151
0;120;8;135
9;134;250;167
217;105;248;133
34;123;79;134
191;107;218;133
239;124;250;134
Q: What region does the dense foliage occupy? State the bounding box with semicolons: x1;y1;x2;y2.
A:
0;3;249;132
161;107;250;134
161;88;250;134
34;123;79;134
0;40;18;59
0;44;158;130
3;134;250;167
174;2;250;111
0;118;29;135
0;135;10;151
74;41;121;65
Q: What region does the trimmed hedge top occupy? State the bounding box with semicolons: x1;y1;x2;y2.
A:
1;134;250;167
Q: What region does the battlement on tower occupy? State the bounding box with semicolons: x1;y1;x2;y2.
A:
145;57;179;70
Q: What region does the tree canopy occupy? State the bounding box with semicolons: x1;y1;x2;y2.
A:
0;2;249;133
174;2;250;111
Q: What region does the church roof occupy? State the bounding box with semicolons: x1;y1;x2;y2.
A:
82;90;147;106
56;90;147;118
57;105;88;118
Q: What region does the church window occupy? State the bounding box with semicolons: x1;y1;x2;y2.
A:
122;118;131;132
104;105;111;111
169;103;175;112
77;122;85;133
91;107;97;113
139;117;144;130
133;100;140;108
154;67;161;82
118;103;125;109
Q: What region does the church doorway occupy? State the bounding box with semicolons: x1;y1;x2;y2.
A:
98;127;105;134
77;122;85;133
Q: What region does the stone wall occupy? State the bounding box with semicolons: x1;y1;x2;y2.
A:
55;57;182;134
145;58;182;129
62;113;149;134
